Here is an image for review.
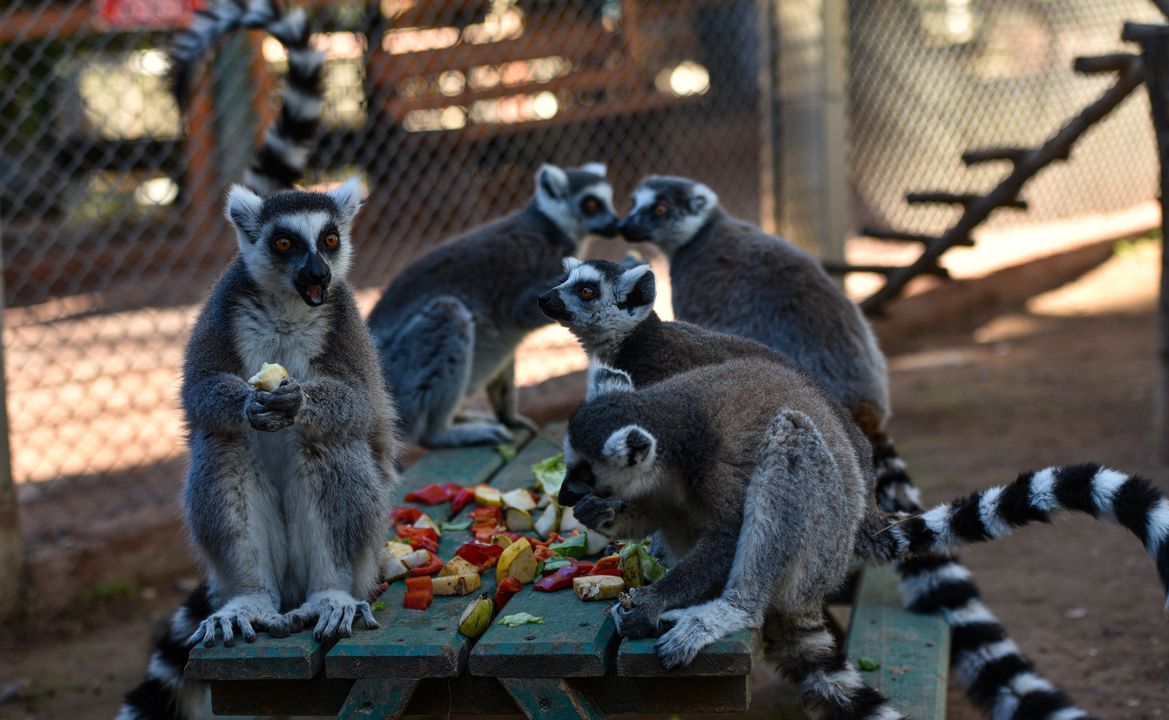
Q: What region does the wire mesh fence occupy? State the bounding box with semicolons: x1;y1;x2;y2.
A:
0;0;1160;543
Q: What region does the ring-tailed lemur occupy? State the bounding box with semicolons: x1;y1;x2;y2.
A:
617;178;1087;718
367;163;619;448
559;361;1169;719
169;0;324;194
118;180;399;720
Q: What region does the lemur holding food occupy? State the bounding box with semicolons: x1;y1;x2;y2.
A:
557;359;1169;720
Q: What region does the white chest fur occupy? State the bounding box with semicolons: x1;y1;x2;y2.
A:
233;293;330;383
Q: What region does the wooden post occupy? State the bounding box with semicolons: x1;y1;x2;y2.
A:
1123;22;1169;460
0;231;24;621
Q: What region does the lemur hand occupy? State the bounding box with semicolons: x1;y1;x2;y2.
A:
610;586;663;639
572;494;626;530
244;380;303;432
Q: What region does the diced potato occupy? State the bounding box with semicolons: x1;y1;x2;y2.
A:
573;575;625;601
385;541;413;558
400;549;432;569
378;545;410;582
247;363;289;392
501;488;536;511
534;503;560;539
505;507;533;532
474;486;503;507
438;556;480;578
413;513;441;536
432;573;483;596
496;538;537;583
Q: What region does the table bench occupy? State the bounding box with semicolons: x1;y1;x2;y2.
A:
185;426;949;718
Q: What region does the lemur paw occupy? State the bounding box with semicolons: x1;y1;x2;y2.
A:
244;381;303;432
656;607;719;669
425;422;513;448
611;590;662;639
572;495;626;530
287;590;378;642
501;413;539;434
188;593;284;648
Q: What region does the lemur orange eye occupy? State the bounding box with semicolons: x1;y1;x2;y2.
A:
272;236;292;252
323;233;340;249
579;286;596;300
653;201;669;217
582;197;601;215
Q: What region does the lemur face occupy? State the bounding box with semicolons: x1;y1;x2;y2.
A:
534;162;621;241
227;178;365;307
536;259;655;348
619;176;719;255
558;367;661;506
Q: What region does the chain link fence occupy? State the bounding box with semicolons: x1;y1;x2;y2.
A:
0;0;1159;548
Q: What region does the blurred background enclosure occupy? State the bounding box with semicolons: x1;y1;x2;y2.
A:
0;0;1162;591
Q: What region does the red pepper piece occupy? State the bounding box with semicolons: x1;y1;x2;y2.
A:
534;565;582;592
470;506;502;525
403;589;432;610
450;488;475;515
396;525;439;543
404;483;453;505
494;577;522;610
495;530;523;542
390;506;423;524
533;544;555;562
441;482;463;499
591;568;624;577
405;576;432;593
593;554;620;571
455;542;504;569
409;552;444;577
406;536;438;553
575;561;595;576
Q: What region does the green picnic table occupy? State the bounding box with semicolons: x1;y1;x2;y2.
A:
185;426;949;718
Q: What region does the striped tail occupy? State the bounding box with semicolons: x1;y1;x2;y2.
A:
168;0;325;193
116;584;213;720
862;440;1098;720
878;463;1169;611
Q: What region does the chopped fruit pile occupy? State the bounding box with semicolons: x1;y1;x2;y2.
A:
374;453;669;627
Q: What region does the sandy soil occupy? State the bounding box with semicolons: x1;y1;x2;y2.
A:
3;242;1169;718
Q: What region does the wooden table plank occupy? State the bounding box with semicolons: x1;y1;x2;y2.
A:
498;677;604;720
209;676;354;716
617;629;755;677
186;633;327;681
845;566;949;720
468;428;619;678
190;433;532;683
575;674;751;714
337;678;420;720
328;431;538;679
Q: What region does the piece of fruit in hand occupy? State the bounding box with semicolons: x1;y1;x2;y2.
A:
247;363;289;391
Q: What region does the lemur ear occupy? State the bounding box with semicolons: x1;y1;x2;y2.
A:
580;162;607;177
537;164;570;200
615;265;655;313
602;425;657;468
225;184;263;241
688;182;718;213
562;257;583;274
586;363;634;401
328;176;366;221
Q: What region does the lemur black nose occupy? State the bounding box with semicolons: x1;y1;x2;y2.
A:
537;292;552;308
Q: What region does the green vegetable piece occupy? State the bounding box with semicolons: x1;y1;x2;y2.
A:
542;558;572;572
531;453;566;497
371;600;386;612
549;533;587;559
857;656;881;671
497;444;517;462
498;612;545;627
441;520;472;531
619;540;669;584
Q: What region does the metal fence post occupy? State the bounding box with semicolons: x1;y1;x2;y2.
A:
760;0;850;259
0;232;23;621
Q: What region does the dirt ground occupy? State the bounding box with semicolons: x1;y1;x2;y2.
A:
3;241;1169;718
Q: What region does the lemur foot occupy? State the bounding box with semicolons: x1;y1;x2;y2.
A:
500;412;539;434
287;590;378;642
610;589;662;639
656;601;754;670
424;422;513;448
572;495;626;530
188;593;288;647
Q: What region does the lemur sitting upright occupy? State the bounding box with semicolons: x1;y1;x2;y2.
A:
558;361;1169;719
117;180;399;720
540;259;1096;719
367;163;619;447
